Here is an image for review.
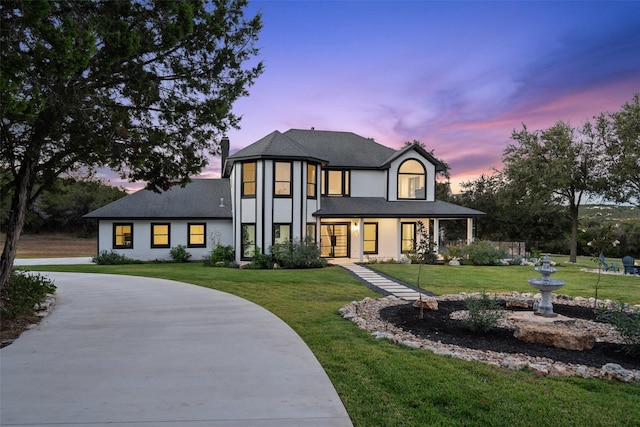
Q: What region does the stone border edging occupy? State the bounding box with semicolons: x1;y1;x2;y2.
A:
339;294;640;383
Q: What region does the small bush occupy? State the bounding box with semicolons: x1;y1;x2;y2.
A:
204;244;235;267
270;237;327;269
169;244;192;263
92;250;141;265
598;302;640;357
1;271;57;320
464;292;504;332
248;247;273;269
460;241;507;266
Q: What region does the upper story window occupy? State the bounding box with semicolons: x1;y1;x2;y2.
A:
242;162;256;197
113;223;133;249
274;161;291;196
398;159;426;199
322;169;350;196
307;164;317;198
151;223;170;248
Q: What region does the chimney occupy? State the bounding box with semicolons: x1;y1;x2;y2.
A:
221;136;230;173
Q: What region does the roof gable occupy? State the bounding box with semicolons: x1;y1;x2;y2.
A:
382;144;446;172
84;179;232;219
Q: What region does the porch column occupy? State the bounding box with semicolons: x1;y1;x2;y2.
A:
358;218;364;263
433;218;440;253
467;218;474;245
397;218;402;260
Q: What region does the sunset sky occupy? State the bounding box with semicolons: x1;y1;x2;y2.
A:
109;0;640;193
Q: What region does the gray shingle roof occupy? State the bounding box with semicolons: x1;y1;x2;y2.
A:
283;129;396;168
313;197;486;218
84;179;232;219
227;130;327;164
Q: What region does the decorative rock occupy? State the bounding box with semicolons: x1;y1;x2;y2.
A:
528;363;550;376
550;364;573;377
412;297;438;311
501;357;527;370
338;307;354;318
505;298;533;309
403;340;421;348
602;363;635;383
449;259;461;266
514;323;596;351
371;331;393;340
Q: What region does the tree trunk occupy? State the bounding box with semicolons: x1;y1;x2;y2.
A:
569;203;579;263
0;161;35;290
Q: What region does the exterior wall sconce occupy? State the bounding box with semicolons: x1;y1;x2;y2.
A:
352;222;359;232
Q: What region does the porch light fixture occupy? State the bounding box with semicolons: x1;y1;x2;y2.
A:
352;222;359;232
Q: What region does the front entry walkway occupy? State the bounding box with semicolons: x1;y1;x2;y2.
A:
335;262;432;301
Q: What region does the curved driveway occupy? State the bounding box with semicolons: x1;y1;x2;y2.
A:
1;272;352;426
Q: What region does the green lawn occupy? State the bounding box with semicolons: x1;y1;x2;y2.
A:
369;255;640;304
21;261;640;426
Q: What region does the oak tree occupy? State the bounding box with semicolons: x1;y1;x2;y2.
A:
503;121;606;263
0;0;263;288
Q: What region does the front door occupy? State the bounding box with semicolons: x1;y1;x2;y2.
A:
320;223;350;257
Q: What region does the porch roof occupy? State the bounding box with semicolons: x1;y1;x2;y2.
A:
313;197;486;219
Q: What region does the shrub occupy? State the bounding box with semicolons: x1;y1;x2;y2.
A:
169;244;192;263
92;250;141;265
598;302;640;357
248;246;273;269
460;241;507;266
464;292;504;332
204;244;235;267
1;271;57;320
270;237;327;269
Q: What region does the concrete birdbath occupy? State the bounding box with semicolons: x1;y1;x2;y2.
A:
528;255;566;317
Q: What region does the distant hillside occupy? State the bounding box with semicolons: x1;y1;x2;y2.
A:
579;205;640;222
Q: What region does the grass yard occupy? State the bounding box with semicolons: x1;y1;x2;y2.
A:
369;256;640;304
19;261;640;426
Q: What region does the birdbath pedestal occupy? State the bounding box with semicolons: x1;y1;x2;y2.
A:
527;255;566;317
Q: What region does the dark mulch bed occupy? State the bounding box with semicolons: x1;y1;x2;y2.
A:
380;300;640;371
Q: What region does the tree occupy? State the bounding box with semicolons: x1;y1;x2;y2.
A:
597;93;640;206
503;121;606;263
0;0;263;289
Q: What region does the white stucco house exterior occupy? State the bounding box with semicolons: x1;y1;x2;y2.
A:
85;129;485;263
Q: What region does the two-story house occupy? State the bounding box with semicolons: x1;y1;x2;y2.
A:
85;129;485;263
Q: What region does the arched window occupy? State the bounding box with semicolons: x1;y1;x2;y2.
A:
397;159;426;199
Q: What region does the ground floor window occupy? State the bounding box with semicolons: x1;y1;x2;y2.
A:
242;223;256;259
401;222;416;253
306;223;317;243
363;223;378;254
151;223;170;248
188;223;206;248
113;223;133;249
273;223;291;246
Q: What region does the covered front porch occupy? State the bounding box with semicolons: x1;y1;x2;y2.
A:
313;196;485;263
318;216;476;262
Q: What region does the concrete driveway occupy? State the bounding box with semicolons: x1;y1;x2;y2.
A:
0;272;352;426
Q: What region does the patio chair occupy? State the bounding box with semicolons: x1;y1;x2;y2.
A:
622;256;637;275
599;253;619;272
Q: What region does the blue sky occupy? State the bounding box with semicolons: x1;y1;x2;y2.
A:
111;0;640;192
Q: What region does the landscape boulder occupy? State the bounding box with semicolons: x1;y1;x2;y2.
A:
513;323;595;351
413;297;438;311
